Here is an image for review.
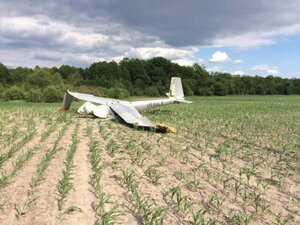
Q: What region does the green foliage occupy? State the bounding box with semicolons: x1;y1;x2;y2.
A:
107;87;129;99
27;68;63;88
9;67;32;84
4;86;25;100
43;86;63;103
144;86;160;97
25;89;43;103
0;63;10;84
214;82;227;96
0;83;5;99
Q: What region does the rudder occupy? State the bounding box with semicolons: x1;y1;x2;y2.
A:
169;77;184;99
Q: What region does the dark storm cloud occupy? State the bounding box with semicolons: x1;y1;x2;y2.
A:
33;52;61;61
2;0;300;47
0;0;300;66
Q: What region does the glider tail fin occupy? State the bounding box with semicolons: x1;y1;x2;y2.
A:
167;77;192;103
168;77;184;99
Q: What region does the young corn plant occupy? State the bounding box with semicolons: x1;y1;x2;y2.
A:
168;186;191;214
62;206;83;215
144;164;162;185
31;125;68;187
191;208;206;225
101;204;124;225
209;192;226;214
234;180;243;200
191;208;216;225
106;139;119;156
146;206;168;225
90;135;123;223
122;168;168;224
240;167;257;184
0;129;36;168
15;194;38;219
0;202;3;213
271;212;292;225
97;193;113;214
15;125;68;219
122;168;134;189
230;209;251;225
251;191;262;214
40;122;57;142
186;176;201;192
0;146;38;189
57;123;79;211
173;171;186;180
58;170;75;210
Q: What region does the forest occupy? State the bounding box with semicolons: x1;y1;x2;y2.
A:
0;57;299;102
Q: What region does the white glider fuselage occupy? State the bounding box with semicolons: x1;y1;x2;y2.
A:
61;77;191;128
129;98;177;111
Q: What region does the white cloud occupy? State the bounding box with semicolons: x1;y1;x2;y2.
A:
212;33;275;49
252;64;279;75
232;59;243;63
0;15;201;67
172;59;194;66
0;16;110;52
128;47;197;60
209;51;230;63
212;23;300;49
209;51;242;64
232;71;244;75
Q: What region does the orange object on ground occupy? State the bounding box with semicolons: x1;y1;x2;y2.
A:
156;123;177;133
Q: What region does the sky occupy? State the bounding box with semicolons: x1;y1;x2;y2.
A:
0;0;300;78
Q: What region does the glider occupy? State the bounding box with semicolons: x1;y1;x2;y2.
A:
61;77;191;132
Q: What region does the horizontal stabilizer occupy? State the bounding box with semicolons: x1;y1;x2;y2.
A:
175;99;192;104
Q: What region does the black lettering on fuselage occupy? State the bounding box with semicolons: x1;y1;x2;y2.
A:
146;101;164;109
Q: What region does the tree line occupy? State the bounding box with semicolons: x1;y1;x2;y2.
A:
0;57;299;102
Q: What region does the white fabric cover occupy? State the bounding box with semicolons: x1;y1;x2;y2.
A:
92;105;110;118
77;102;110;118
77;102;96;115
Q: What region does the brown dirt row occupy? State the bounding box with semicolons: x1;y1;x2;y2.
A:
107;119;300;224
59;120;98;225
0;121;61;224
21;124;75;225
0;121;47;173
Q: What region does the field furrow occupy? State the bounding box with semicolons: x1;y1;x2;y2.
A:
59;120;98;225
21;124;73;225
0;96;299;224
0;122;60;223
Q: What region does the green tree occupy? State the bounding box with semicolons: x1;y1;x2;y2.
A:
4;86;25;100
9;67;32;84
144;86;160;97
43;86;63;102
26;89;43;102
0;62;10;84
27;68;64;88
214;82;227;96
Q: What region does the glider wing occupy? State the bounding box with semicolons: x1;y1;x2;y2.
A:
67;91;117;105
109;102;155;128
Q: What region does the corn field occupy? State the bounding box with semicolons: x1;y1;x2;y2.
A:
0;96;299;225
